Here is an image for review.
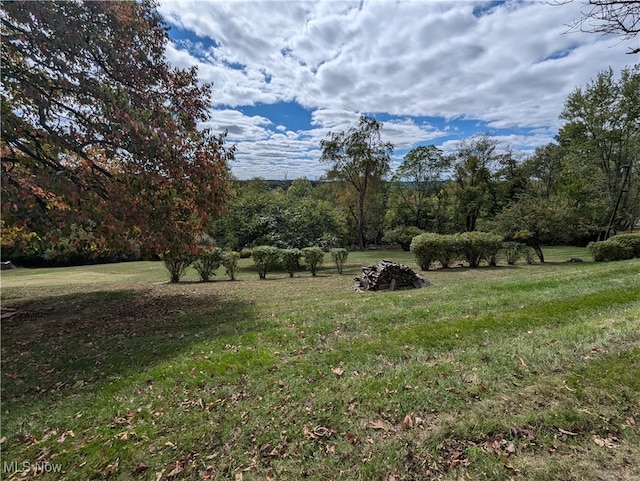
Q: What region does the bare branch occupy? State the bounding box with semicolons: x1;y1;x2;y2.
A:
558;0;640;54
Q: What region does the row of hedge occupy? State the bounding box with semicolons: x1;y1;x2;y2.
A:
251;246;349;279
587;233;640;262
409;231;640;268
161;248;241;283
410;231;523;270
161;246;350;282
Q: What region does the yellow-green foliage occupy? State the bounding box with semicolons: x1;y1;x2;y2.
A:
588;239;634;262
330;248;349;274
280;248;302;277
611;233;640;257
252;245;280;279
302;246;324;276
0;221;41;260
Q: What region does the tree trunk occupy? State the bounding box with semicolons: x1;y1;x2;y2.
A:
357;190;366;250
533;243;545;263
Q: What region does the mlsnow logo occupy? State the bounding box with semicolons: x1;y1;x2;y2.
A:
3;461;63;474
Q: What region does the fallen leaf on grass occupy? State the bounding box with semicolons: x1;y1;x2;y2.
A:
369;419;389;431
105;458;120;475
167;460;185;477
201;466;214;479
484;438;516;457
303;425;333;440
593;435;618;448
557;427;578;436
111;411;137;427
21;434;37;445
401;414;413;430
504;463;520;472
134;462;149;474
114;431;136;441
331;367;344;377
57;430;74;443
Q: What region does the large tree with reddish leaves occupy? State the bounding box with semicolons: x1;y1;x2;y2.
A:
1;0;233;259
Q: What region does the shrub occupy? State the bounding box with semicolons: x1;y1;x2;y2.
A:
161;251;192;283
611;233;640;258
222;251;240;280
383;226;424;251
252;245;280;279
457;232;503;268
502;241;527;265
239;247;252;259
588;239;633;262
436;234;461;268
302;246;325;276
280;248;302;277
330;248;349;274
523;247;537;265
192;246;223;282
410;232;443;270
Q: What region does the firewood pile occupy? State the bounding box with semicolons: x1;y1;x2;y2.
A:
353;259;430;291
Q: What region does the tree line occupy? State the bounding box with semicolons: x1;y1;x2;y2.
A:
214;66;639;264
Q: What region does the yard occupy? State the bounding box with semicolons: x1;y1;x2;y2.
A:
1;248;639;480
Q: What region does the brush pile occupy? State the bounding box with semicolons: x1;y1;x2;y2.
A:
353;259;430;291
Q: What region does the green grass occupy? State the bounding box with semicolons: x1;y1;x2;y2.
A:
1;247;639;480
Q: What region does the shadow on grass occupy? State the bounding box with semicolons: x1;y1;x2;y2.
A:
0;288;256;410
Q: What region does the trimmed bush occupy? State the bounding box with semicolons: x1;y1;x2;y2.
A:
302;246;325;276
330;247;349;274
192;246;223;282
410;232;443;270
611;233;640;258
436;234;461;268
502;241;527;265
457;232;503;268
523;247;537;265
239;247;252;259
383;226;424;251
222;251;240;280
161;251;192;283
280;248;302;277
588;239;633;262
252;245;280;279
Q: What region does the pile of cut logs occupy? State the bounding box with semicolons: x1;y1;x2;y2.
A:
353;259;430;291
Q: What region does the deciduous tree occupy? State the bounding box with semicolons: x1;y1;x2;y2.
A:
1;0;233;258
320;116;393;249
390;145;450;230
452;134;499;232
559;66;640;235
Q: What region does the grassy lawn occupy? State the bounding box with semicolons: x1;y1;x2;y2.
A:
1;247;639;480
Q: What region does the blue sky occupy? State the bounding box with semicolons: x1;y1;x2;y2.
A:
158;0;638;180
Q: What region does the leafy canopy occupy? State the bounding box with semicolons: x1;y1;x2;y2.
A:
1;0;234;255
320;115;393;249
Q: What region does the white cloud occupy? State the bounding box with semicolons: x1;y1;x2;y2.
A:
158;0;638;179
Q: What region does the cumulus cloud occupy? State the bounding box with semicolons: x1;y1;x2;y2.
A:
158;0;638;179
